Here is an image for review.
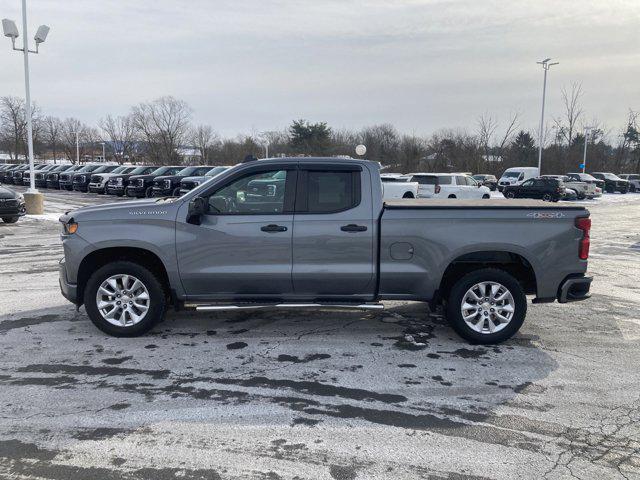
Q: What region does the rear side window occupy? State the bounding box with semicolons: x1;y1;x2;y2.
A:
301;170;360;213
411;176;437;185
437;176;453;185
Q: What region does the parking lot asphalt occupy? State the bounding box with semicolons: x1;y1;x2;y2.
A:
1;187;639;480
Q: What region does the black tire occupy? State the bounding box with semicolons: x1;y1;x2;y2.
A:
482;194;490;199
620;189;627;195
448;194;457;199
402;192;414;199
630;185;636;193
145;186;154;198
2;217;19;224
606;186;615;194
505;191;515;199
172;186;181;197
446;268;527;344
83;261;167;337
542;193;552;202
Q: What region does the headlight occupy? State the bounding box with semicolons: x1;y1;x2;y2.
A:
193;181;200;187
116;178;123;185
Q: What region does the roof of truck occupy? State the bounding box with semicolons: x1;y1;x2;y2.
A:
384;199;587;210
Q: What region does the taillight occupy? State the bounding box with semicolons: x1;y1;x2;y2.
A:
575;217;591;260
435;185;441;194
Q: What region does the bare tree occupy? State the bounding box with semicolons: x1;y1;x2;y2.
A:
131;96;192;165
0;96;27;160
554;82;584;145
42;116;63;162
189;124;219;163
100;114;137;164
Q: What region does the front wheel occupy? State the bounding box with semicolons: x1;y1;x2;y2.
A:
84;261;167;337
504;191;515;199
145;186;154;198
482;194;490;199
446;268;527;344
542;193;552;202
172;187;181;197
2;217;19;224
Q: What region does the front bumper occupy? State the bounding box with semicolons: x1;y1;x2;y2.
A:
59;258;79;304
46;180;60;189
0;200;26;217
152;187;174;197
106;185;125;196
557;275;592;303
59;181;73;190
126;185;147;197
88;183;106;193
73;183;89;192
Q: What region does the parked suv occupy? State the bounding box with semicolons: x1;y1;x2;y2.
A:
566;173;605;192
73;165;119;192
472;174;498;191
126;166;183;198
503;177;565;202
106;165;158;196
36;164;72;188
152;166;213;197
59;164;103;190
47;165;84;189
88;166;137;194
403;173;491;199
618;174;639;192
179;166;231;195
590;172;630;193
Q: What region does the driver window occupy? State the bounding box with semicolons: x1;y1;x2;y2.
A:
522;179;534;187
207;170;288;215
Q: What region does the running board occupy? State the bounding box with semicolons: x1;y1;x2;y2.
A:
184;303;385;312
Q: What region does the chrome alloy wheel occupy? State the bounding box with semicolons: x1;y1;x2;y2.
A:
96;274;150;327
460;281;515;334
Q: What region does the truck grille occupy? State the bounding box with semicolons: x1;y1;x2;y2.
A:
90;175;103;183
60;174;70;182
74;175;85;183
0;199;19;207
35;173;44;180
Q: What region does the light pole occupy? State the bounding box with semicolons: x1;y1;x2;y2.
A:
264;140;269;159
536;58;558;175
3;2;50;214
73;131;79;164
581;126;594;174
101;142;106;162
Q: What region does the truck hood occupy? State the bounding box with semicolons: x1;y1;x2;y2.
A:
65;197;181;222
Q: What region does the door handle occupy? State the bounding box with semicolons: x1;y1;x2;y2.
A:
341;224;368;232
261;224;288;232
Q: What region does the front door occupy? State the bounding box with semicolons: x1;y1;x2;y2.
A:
176;167;296;299
292;165;375;298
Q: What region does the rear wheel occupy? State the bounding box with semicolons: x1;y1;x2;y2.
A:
482;194;490;199
542;193;552;202
446;268;527;344
84;261;167;337
402;192;414;199
505;191;515;199
448;194;457;199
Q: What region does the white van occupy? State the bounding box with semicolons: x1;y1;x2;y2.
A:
498;167;540;191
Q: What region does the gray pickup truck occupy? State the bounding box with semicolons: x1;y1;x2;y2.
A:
59;157;592;344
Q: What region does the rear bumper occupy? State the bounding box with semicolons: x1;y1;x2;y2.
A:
59;258;78;304
557;275;592;303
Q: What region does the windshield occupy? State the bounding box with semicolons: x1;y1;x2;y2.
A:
150;166;181;176
205;166;229;177
79;165;100;172
130;166;154;175
177;166;211;176
502;171;521;178
110;166;129;174
603;173;621;180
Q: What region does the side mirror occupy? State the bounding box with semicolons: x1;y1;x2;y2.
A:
187;197;206;225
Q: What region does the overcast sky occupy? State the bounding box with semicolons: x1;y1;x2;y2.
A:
1;0;638;138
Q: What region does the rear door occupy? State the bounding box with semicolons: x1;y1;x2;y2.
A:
292;164;375;298
176;165;297;298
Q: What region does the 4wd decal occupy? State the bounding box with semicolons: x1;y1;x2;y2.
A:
527;212;566;219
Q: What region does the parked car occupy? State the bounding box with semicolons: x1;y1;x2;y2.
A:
590;172;630;193
59;157;592;344
472;174;498;191
379;173;420;199
73;165;120;192
36;164;72;188
497;167;540;192
11;164;38;185
541;175;597;200
47;165;84;189
179;166;232;195
565;173;605;195
151;166;214;197
88;166;138;194
105;165;158;196
502;177;565;202
0;185;26;223
0;164;21;184
403;173;491;199
126;166;183;198
59;164;103;191
618;174;640;192
23;164;56;186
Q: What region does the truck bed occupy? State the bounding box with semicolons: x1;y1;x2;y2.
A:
384;199;587;210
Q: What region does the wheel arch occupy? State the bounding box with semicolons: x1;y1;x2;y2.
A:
436;250;538;304
77;246;171;307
